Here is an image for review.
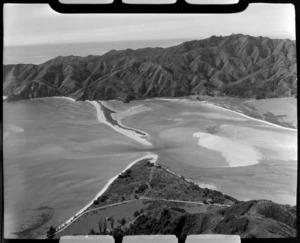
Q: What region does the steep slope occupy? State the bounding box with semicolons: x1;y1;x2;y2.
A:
124;200;296;238
3;34;297;102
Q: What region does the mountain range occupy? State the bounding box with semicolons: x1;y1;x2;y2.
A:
3;34;297;102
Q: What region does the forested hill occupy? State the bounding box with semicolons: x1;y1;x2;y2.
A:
3;34;297;102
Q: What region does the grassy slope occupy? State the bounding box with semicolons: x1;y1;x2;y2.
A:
91;159;236;208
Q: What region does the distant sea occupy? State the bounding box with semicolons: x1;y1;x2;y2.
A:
4;39;188;65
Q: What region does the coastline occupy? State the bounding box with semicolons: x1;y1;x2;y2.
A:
52;96;76;102
5;95;296;132
55;153;159;233
86;100;152;146
155;97;297;131
101;100;151;136
204;102;297;132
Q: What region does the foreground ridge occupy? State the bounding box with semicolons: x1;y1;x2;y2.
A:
50;159;296;239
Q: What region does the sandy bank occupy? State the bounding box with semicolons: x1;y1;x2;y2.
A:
155;97;297;131
52;96;76;102
204;102;297;132
86;100;152;146
101;101;151;133
193;132;262;167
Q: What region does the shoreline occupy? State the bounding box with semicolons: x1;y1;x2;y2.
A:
155;97;297;131
205;102;297;132
5;95;296;132
86;100;152;146
52;96;76;102
55;153;159;233
101;100;151;136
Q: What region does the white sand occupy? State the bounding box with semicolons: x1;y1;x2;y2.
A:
217;125;297;162
22;96;77;102
204;103;297;132
156;98;297;131
49;96;76;102
102;101;151;135
193;132;262;167
196;182;218;191
55;153;158;232
86;100;152;146
181;112;248;121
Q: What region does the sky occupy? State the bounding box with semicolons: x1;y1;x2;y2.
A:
3;3;295;47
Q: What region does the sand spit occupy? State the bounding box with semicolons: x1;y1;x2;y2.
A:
155;97;200;105
101;101;151;134
86;100;152;146
54;153;158;233
193;132;262;167
204;103;297;132
181;112;248;121
3;96;76;102
52;96;76;102
103;101;151;130
155;98;183;102
155;98;297;131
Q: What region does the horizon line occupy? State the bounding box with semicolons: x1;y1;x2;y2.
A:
4;33;296;48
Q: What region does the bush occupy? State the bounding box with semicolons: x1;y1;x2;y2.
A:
171;207;186;213
112;227;124;243
119;218;126;226
119;169;132;179
133;210;141;217
46;226;56;239
99;195;108;203
135;184;148;194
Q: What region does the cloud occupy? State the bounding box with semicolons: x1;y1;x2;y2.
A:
3;3;296;46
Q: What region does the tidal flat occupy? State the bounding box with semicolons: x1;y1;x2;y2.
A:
3;97;297;238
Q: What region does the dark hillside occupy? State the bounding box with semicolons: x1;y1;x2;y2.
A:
3;34;297;102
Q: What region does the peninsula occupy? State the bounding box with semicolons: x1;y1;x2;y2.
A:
49;158;296;239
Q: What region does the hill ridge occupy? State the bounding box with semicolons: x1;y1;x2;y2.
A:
3;34;297;102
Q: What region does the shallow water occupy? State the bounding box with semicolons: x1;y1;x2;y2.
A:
3;97;297;239
3;98;146;238
119;99;297;204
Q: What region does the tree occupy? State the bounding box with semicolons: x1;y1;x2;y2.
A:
110;216;115;229
111;226;124;243
46;226;56;239
119;218;126;226
98;217;107;234
133;210;140;217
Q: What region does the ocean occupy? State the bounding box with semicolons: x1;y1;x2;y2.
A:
3;39;188;65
